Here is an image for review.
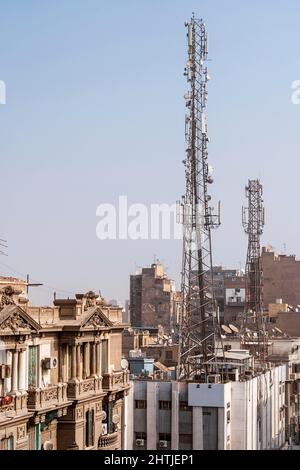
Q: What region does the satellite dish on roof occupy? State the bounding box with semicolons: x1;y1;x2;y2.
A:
121;359;129;370
43;441;54;451
101;411;107;422
229;324;239;334
112;414;120;425
222;325;232;334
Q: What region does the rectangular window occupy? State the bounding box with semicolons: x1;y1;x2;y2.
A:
135;400;147;409
159;433;171;441
159;401;171;410
179;401;191;411
85;409;95;448
0;436;14;451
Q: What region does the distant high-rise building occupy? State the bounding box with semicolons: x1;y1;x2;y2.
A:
262;247;300;308
130;263;175;334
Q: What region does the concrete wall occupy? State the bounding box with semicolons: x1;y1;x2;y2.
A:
131;367;287;451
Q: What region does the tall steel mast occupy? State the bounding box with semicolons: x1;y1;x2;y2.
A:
178;15;222;381
242;180;267;363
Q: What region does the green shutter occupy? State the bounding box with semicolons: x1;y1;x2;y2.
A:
28;346;38;389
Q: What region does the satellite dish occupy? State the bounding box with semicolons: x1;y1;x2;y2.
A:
101;410;107;422
222;325;232;334
112;414;120;425
43;441;54;451
121;358;129;370
229;324;239;334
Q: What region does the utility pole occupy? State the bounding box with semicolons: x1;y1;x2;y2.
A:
178;15;223;381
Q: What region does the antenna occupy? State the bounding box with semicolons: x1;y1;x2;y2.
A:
241;179;268;364
26;274;43;295
178;16;224;382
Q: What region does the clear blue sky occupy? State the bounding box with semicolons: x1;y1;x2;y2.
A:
0;0;299;306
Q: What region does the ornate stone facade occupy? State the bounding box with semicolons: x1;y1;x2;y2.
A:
0;290;130;451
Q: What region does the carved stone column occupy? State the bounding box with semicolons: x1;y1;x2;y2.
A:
91;343;96;376
11;350;19;392
76;345;81;380
18;350;27;391
71;345;76;380
83;343;90;379
59;344;63;382
64;344;69;382
96;342;101;376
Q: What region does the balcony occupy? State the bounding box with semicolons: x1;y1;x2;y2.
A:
98;431;119;449
67;377;102;400
102;370;130;392
27;383;68;411
0;392;28;420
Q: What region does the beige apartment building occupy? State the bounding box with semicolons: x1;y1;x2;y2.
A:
0;281;130;450
130;263;176;334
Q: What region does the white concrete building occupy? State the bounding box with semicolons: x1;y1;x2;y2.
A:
127;363;287;450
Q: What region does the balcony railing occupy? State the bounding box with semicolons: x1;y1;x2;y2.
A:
0;392;28;419
67;377;102;399
98;431;119;449
102;370;130;391
27;383;68;411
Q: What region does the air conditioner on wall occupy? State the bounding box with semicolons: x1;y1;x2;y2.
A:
207;374;221;384
136;439;145;447
42;357;58;370
0;365;6;379
102;424;108;435
159;440;168;448
0;364;10;379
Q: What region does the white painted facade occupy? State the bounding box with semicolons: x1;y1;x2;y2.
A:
130;364;287;450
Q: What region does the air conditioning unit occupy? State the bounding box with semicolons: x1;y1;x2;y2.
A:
102;424;108;436
136;439;145;447
5;365;11;378
159;440;168;448
42;357;58;370
207;374;221;384
0;364;6;379
291;394;298;404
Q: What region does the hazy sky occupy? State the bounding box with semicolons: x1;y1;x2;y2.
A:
0;0;300;306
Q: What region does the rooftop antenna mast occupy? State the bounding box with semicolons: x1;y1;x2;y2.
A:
178;15;223;381
242;180;267;364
